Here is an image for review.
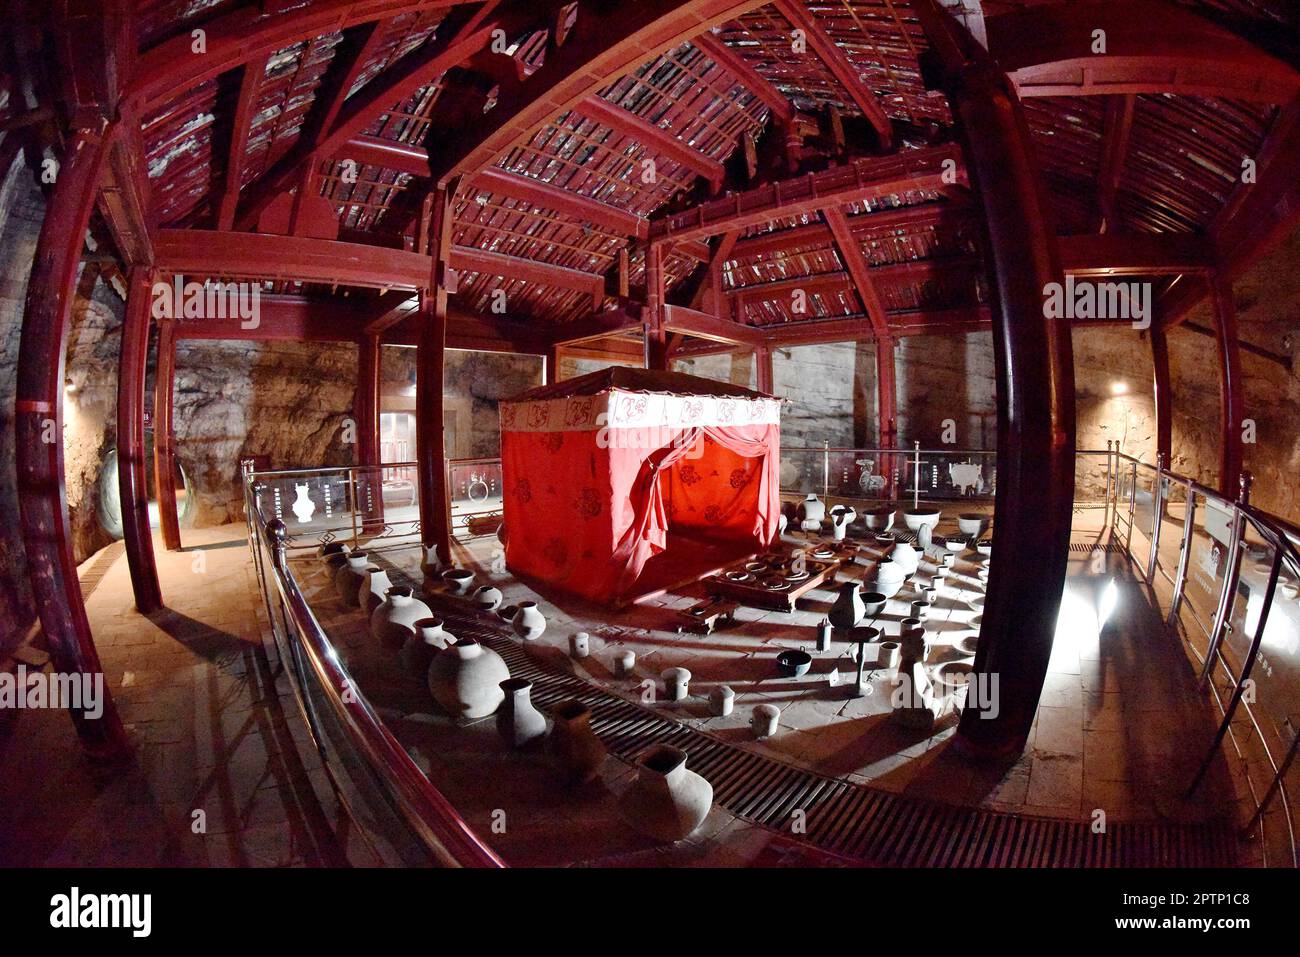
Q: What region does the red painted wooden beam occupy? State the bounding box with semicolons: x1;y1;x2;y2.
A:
731;201;975;258
469;167;648;239
116;270;163;613
355;333;385;532
650;145;963;244
417;186;455;565
1094;94;1135;233
662;304;764;346
153;318;182;551
427;0;774;188
126;0;453;107
1057;232;1215;276
99;116;156;266
985;0;1300;101
215;55;269;231
920;0;1076;759
450;246;605;304
754;343;773;392
824;206;889;338
751;305;993;345
575;95;725;190
771;0;892;147
16;124;131;760
1150;323;1172;466
692;30;795;127
876;335;897;450
363;290;420;335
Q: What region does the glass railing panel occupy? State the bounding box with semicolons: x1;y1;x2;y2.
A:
447;458;503;539
778;447;827;498
1177;489;1231;661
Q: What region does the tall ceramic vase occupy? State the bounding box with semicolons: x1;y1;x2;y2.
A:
496;678;547;749
548;700;607;784
427;638;510;720
370;586;434;648
828;582;866;631
357;566;392;614
334;552;370;607
618;744;714;843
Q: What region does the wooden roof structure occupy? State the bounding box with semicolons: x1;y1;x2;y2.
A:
8;0;1295;354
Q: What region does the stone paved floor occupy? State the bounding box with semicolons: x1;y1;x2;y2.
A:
0;526;352;867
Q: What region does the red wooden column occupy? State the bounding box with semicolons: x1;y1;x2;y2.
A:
544;344;560;385
153;316;182;550
1211;277;1244;496
644;242;669;370
417;186;455;565
919;4;1076;758
355;332;385;532
1150;323;1173;466
16;123;130;760
116;269;162;613
754;344;774;393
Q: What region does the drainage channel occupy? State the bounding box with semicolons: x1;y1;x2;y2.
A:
372;557;1237;867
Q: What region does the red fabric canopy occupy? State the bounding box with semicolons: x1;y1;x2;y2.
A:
499;369;781;604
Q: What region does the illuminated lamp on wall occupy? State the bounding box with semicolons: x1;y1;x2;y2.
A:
1110;381;1128;396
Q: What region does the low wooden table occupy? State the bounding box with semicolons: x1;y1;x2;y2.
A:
703;544;849;613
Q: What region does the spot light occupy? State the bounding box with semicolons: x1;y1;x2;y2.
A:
1110;380;1128;396
1098;578;1120;631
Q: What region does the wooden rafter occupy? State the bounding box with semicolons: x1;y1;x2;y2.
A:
1095;94;1135;234
576;95;725;190
771;0;892;147
824;205;889;337
692;30;795;126
215;55;268;231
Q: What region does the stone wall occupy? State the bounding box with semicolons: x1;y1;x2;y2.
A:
1071;325;1157;501
896;331;997;449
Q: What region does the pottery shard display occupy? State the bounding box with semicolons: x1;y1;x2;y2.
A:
511;601;546;640
357;566;392;614
427;637;510;721
548;699;607;784
334;552;371;607
370;586;434;648
496;678;548;749
400;618;449;678
618;744;714;843
828;581;866;631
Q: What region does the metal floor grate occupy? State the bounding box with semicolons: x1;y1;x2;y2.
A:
376;559;1237;867
1068;542;1128;553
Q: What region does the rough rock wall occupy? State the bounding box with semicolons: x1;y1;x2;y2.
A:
1165;231;1300;522
1071;325;1158;501
896;331;997;449
0;152;127;654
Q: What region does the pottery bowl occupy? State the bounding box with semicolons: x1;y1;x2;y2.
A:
934;661;975;698
860;591;887;617
863;578;902;600
957;513;987;538
442;568;475;594
776;650;813;678
862;508;895;531
975;539;993;556
903;508;942;532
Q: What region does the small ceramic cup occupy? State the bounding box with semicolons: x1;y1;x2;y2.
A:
569;632;590;659
751;703;781;739
614;650;636;679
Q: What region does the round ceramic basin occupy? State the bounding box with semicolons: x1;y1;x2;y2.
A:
776;649;812;678
957;513;987;538
903;508;942;532
934;661;975;697
862;508;896;531
864;578;902;600
860;591;887;617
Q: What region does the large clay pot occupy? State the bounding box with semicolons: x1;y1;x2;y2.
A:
334;552;370;606
495;678;547;749
427;638;510;720
357;566;392;614
370;586;433;648
618;745;714;843
399;618;449;678
828;582;866;631
319;541;350;570
889;542;920;576
472;585;503;612
798;493;826;525
511;601;546;640
548;700;607;784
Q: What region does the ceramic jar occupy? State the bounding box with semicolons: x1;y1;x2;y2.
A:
778;513;789;535
370;585;434;648
427;637;510;720
828;582;866;631
496;678;547;749
889;542;920;577
569;632;590;658
910;599;928;622
816;619;833;652
829;505;856;542
799;493;826;526
320;541;350;570
614;650;636;678
548;700;607;784
511;601;546;640
334;552;371;607
472;585;503;612
751;703;781;738
879;641;902;676
709;685;735;717
420;545;443;578
399;618;449;678
357;566;392;614
661;667;691;702
618;745;714;843
442;568;474;595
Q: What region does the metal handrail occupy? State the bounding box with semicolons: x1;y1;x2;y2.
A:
248;502;504;868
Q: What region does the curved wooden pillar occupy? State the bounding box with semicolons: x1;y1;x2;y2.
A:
153;317;182;550
417;186;454;565
1150;324;1172;465
16;125;130;760
355;332;385;532
116;269;162;612
921;8;1076;758
1211;277;1244;497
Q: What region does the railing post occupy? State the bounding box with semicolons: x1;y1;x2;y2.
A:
1200;472;1252;687
913;440;921;510
1167;479;1197;628
1126;457;1138;553
268;517;288;573
822;440;830;500
1146;452;1166;585
1104;439;1114;525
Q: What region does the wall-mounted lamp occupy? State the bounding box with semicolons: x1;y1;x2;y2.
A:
1109;381;1128;396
